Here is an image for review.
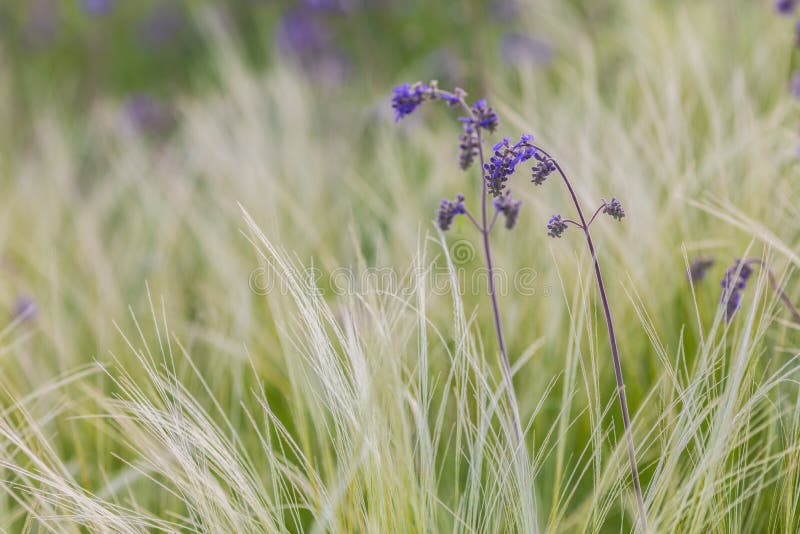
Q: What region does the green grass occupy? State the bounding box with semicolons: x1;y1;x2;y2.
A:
1;0;800;531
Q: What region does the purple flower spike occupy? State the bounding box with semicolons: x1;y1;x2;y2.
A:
437;194;466;231
687;257;715;283
493;190;522;229
484;134;536;196
472;99;499;132
720;259;754;321
531;152;555;185
547;214;568;238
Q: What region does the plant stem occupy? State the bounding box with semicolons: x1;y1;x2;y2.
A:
534;145;648;532
744;259;800;325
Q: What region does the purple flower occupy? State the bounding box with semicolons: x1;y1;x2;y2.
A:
124;94;175;134
12;295;38;322
531;152;556;185
776;0;797;15
472;99;499;132
484;135;536;196
81;0;114;15
391;80;462;121
437;194;466;231
24;0;59;49
546;214;568;238
720;259;754;321
458;118;480;170
687;257;715;283
501;33;553;67
493;191;522;229
136;2;185;49
791;70;800;98
602;198;625;221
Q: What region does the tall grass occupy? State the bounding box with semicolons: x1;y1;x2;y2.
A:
1;0;799;531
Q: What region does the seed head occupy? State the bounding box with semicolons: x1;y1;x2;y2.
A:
546;214;568;238
493;190;522;229
437;194;466;231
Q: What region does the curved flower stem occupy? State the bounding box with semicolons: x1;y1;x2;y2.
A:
585;201;608;228
743;259;800;325
534;144;648;532
463;208;484;233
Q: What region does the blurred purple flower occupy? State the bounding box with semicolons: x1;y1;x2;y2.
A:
490;0;519;23
136;2;185;49
791;70;800;98
501;33;553;67
776;0;798;15
24;0;59;49
275;7;351;85
687;257;714;283
81;0;114;16
124;94;175;134
12;295;38;322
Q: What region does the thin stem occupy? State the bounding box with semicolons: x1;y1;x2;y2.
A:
561;218;584;229
534;144;648;532
463;208;484;233
586;201;607;228
744;259;800;325
487;210;500;233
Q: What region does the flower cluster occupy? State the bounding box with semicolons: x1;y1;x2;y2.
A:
437;194;466;231
531;153;556;185
603;197;625;221
472;99;499;132
546;214;568;238
391;81;460;121
458;118;480;170
484;135;537;196
493;191;522;229
720;259;754;321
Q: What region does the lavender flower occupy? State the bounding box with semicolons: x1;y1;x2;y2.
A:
12;295;37;322
720;259;754;321
472;99;499;132
123;94;175;134
391;81;460;121
81;0;114;15
493;191;522;229
776;0;798;15
484;135;536;196
603;197;625;221
687;257;715;283
458;118;480;170
531;152;556;185
546;214;568;238
791;70;800;98
437;194;466;231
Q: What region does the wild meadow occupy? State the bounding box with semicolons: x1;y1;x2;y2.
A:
1;0;800;532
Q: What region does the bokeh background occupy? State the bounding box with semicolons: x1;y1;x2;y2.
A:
2;0;800;532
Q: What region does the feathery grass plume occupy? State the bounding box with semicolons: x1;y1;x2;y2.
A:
719;258;800;324
391;81;536;530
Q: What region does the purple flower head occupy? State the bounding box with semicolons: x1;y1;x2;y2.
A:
12;295;38;322
547;214;568;238
458;118;480;170
484;135;536;196
720;259;754;321
603;197;625;221
493;190;522;229
472;99;499;132
687;257;715;283
391;81;464;121
81;0;114;15
531;152;556;185
791;70;800;98
437;194;466;231
775;0;798;15
124;94;175;134
501;33;553;67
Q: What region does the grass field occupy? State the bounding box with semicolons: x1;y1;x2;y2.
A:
1;0;800;532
